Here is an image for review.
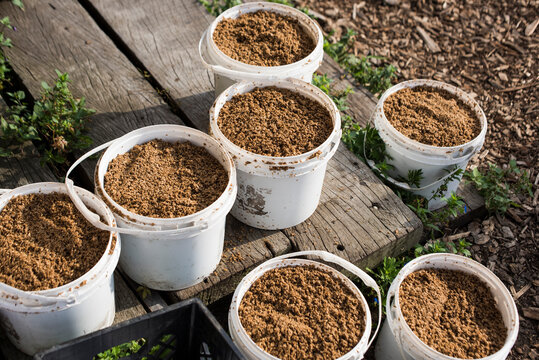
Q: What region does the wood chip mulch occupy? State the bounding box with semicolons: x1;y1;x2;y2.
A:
296;0;538;358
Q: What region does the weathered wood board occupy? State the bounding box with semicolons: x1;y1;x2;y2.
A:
84;0;423;304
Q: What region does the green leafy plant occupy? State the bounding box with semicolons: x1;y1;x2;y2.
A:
465;160;533;214
94;339;146;360
312;73;352;112
0;1;24;88
324;29;397;97
415;238;471;258
0;70;95;165
407;192;465;237
400;169;423;188
198;0;242;16
366;256;407;310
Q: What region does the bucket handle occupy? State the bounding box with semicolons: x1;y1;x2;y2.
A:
65;141;209;236
272;250;382;353
318;129;342;163
198;29;282;82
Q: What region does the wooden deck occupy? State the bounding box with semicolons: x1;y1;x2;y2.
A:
0;0;456;357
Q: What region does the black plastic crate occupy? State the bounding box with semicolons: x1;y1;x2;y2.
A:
34;298;246;360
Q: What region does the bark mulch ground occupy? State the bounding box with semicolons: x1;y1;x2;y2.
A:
296;0;538;358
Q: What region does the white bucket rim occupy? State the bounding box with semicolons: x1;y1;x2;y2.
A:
377;79;488;153
95;125;237;226
210;77;341;166
230;259;372;360
0;182;120;309
387;253;519;360
207;2;323;71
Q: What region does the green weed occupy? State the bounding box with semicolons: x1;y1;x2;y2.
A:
324;29;396;97
0;70;95;165
465;160;533;214
198;0;242;16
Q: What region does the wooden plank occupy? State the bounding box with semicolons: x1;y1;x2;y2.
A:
0;0;184;183
113;273;146;324
119;269;168;313
84;0;422;300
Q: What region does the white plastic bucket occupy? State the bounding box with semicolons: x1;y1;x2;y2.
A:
65;125;237;291
372;80;487;210
199;2;324;96
209;78;341;230
375;253;519;360
229;250;382;360
0;182;120;355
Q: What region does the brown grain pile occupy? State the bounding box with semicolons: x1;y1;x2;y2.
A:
239;265;365;360
399;269;507;359
218;87;333;157
384;86;481;147
104;139;228;218
213;11;315;66
0;193;110;291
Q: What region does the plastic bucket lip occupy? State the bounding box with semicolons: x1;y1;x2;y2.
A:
230;258;372;360
208;2;323;71
210;78;341;167
96;124;237;227
0;182;119;306
389;253;519;360
377;79;488;155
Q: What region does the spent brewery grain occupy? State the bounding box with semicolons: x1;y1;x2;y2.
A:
218;87;333;157
239;265;365;359
399;269;507;358
104;140;228;218
383;86;481;147
213;11;315;66
0;193;110;291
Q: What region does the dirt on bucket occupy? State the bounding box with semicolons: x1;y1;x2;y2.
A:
383;86;481;147
218;87;333;157
213;10;315;66
239;265;365;360
0;192;110;291
104;139;228;218
399;268;507;359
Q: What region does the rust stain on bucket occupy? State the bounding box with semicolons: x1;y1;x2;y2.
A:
237;185;270;216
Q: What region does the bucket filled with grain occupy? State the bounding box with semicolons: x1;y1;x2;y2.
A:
229;250;381;360
0;182;120;355
372;80;487;210
210;78;341;230
65;124;237;291
199;2;324;96
375;253;519;360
